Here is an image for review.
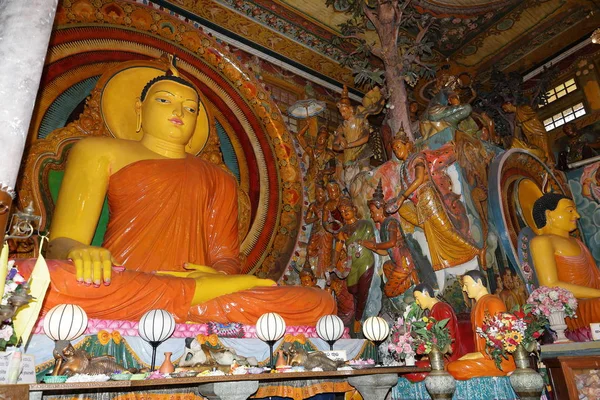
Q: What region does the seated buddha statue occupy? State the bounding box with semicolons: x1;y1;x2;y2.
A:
19;69;336;325
447;270;515;380
530;193;600;331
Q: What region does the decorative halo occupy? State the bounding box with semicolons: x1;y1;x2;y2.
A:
287;99;326;119
100;65;210;155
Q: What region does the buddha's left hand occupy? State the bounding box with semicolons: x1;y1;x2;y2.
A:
156;263;277;305
155;263;223;278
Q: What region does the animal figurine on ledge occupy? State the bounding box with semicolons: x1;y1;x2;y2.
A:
179;337;258;367
54;343;135;376
285;343;346;371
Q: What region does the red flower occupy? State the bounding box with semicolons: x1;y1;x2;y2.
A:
417;343;426;354
533;332;541;338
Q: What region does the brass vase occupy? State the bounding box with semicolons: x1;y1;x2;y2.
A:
509;344;544;400
424;346;456;400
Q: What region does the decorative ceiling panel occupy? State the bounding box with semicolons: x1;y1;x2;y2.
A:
162;0;597;86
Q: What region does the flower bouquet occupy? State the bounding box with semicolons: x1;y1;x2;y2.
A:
527;286;578;318
387;317;416;362
476;312;522;369
511;304;547;353
0;260;33;350
411;315;452;356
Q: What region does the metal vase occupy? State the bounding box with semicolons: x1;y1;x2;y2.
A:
424;346;456;400
509;344;545;400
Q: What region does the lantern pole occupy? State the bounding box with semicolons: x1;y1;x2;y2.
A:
149;340;162;371
267;340;276;369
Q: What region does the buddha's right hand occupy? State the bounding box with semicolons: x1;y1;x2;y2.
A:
67;245;113;287
48;237;114;286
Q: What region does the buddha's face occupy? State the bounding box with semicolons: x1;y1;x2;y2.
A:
461;275;481;299
392;140;410;160
547;198;580;233
368;203;384;223
140;80;199;145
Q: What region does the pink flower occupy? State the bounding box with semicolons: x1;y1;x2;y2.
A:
0;325;13;341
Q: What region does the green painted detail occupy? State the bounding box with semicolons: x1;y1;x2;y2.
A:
215;120;240;182
39;77;99;139
496;19;514;31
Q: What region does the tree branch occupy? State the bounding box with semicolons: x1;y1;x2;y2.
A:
371;45;384;59
362;3;381;33
415;20;433;44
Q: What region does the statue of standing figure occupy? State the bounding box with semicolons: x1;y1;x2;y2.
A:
304;184;333;278
333;86;384;190
295;122;337;202
502;101;554;165
359;180;417;297
330;196;377;335
384;132;481;273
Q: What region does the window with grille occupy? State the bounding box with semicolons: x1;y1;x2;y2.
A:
269;85;299;133
543;102;586;131
541;78;577;107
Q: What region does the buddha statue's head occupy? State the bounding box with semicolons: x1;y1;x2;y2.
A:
532;193;580;234
413;283;438;311
136;75;200;146
461;269;488;300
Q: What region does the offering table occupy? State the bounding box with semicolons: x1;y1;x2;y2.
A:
22;366;428;400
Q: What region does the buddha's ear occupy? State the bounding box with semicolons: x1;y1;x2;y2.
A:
544;209;553;227
135;98;142;133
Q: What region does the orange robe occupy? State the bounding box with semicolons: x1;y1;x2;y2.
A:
447;294;515;380
20;157;336;325
556;240;600;331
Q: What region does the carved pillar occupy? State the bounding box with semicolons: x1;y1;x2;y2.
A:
0;0;59;191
